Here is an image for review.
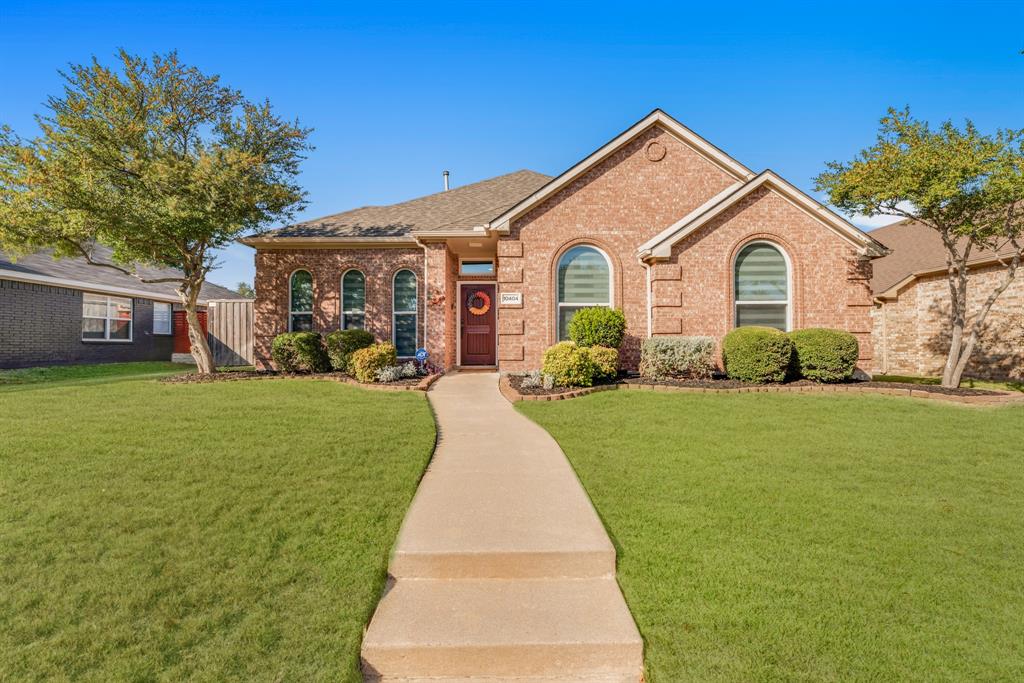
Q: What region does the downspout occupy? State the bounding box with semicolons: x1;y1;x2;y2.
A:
639;255;652;338
416;238;428;355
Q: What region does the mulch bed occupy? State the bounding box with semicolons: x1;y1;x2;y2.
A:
161;371;425;387
507;373;1006;397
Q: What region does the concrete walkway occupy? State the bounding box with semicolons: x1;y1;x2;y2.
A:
361;371;643;682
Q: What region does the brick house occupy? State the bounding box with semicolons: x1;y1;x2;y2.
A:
871;220;1024;380
244;110;888;373
0;245;242;369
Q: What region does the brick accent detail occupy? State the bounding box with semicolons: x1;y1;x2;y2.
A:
873;263;1024;380
497;260;523;283
498;317;525;335
651;263;681;281
498;340;525;361
497;240;523;257
652;317;682;334
253;248;429;370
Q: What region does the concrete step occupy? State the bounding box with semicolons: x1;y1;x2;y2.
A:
361;578;643;681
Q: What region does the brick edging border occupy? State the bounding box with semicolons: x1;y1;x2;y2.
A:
497;374;1024;407
165;372;442;392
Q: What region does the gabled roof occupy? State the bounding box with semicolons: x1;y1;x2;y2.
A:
486;109;755;233
636;170;889;260
871;219;1021;298
0;245;243;304
242;170;551;246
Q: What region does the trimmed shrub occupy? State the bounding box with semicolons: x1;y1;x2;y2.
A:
587;346;619;381
325;328;375;373
567;307;627;349
721;327;794;383
351;342;397;383
376;365;404;383
788;328;859;382
270;332;330;373
542;341;598;387
639;336;716;380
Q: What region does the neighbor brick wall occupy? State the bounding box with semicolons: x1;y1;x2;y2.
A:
253;248;425;370
0;278;172;368
495;124;875;372
497;125;739;371
873;264;1024;380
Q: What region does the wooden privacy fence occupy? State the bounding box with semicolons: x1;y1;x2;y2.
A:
207;299;254;366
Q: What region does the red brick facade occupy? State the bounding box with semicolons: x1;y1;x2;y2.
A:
252;121;878;373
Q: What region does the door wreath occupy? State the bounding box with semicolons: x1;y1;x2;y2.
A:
466;290;491;316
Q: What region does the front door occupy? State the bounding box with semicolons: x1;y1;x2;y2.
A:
460;284;496;366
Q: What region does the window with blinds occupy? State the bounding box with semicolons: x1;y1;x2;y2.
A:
557;245;611;340
734;242;789;330
153;302;172;335
392;269;417;356
341;270;365;330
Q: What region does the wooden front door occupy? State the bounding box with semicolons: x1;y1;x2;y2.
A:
460;284;496;366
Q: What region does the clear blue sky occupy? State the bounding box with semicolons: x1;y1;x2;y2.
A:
3;1;1022;289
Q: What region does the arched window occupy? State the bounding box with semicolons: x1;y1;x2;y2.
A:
556;245;612;341
734;241;790;331
341;269;365;330
289;270;314;331
392;269;417;356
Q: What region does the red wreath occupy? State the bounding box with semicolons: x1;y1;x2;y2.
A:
467;290;491;316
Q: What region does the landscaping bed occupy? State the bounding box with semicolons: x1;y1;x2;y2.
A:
161;369;438;390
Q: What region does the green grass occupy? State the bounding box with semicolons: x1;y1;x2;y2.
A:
0;361;186;385
520;392;1024;681
874;373;1024;393
1;365;436;681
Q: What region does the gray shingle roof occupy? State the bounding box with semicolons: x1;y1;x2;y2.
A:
259;169;552;239
0;244;244;302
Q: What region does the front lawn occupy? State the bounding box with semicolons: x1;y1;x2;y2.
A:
1;365;435;681
520;392;1024;681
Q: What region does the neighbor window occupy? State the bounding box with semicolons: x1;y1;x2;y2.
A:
734;241;790;331
392;269;417;356
460;259;495;276
153;302;172;335
289;270;314;331
341;269;366;330
82;293;133;341
556;245;611;340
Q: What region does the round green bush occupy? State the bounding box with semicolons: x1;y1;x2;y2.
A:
567;307;627;349
350;342;397;383
586;346;619;381
788;328;859;382
542;341;598;387
325;328;375;373
721;326;794;383
271;332;330;373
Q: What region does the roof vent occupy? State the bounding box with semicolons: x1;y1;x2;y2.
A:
443;170;450;191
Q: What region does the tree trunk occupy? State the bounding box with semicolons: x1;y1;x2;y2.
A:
180;277;216;375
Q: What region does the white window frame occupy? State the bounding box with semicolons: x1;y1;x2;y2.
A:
153;301;173;335
392;269;418;357
459;258;496;277
732;239;792;332
81;293;134;343
555;244;613;342
340;268;366;330
288;269;314;332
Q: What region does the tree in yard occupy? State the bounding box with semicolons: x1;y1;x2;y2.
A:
815;108;1024;387
236;282;255;299
0;50;311;373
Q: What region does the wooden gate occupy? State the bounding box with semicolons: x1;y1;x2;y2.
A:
207;299;254;366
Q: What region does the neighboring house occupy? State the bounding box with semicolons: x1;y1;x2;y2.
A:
243;109;888;372
871;220;1024;380
0;245;243;369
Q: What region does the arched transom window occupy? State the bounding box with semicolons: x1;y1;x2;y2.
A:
734;241;790;331
392;269;418;356
289;270;314;331
556;245;612;340
341;269;365;330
